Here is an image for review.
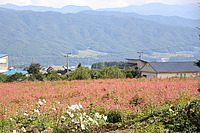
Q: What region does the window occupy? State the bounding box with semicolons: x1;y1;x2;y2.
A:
143;75;147;77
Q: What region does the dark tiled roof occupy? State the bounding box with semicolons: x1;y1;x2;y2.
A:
126;58;147;63
149;62;200;73
124;63;137;66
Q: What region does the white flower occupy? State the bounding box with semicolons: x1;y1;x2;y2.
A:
66;110;74;118
52;108;56;111
13;130;17;133
79;116;83;121
78;103;83;109
33;109;40;113
57;102;61;104
72;119;79;124
89;118;98;125
95;112;102;119
103;115;107;121
10;118;13;121
23;113;28;116
61;116;66;120
81;123;86;130
42;99;46;103
83;112;87;116
68;105;76;110
68;103;83;111
21;127;26;132
38;99;43;106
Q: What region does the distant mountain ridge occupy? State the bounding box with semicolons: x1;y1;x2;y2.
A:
0;3;92;13
0;3;199;19
97;3;200;19
0;8;199;67
80;11;200;28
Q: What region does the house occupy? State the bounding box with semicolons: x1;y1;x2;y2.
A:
120;58;147;71
47;65;71;74
140;62;200;78
0;54;8;73
47;66;66;71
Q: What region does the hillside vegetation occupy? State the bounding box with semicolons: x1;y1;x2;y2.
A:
0;9;199;66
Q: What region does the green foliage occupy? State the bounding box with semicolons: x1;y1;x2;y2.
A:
45;70;61;81
77;63;82;68
123;70;141;78
106;110;123;123
0;74;8;82
162;99;200;132
195;60;200;67
91;62;124;69
129;94;144;107
100;67;126;79
26;63;41;75
89;69;101;79
0;9;199;66
0;66;141;82
6;73;27;82
67;67;91;80
130;98;200;132
0;102;107;132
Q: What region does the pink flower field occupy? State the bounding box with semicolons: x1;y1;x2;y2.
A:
0;77;199;115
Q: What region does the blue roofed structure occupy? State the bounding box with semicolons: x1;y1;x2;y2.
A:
2;70;28;75
0;54;7;58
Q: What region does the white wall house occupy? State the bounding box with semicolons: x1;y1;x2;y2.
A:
0;54;8;73
140;62;200;78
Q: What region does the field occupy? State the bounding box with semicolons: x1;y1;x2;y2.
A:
0;77;200;132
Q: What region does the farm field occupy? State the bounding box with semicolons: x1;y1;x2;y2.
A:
0;77;200;132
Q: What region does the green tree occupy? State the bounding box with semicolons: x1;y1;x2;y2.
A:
26;63;41;75
195;60;200;67
77;63;82;68
100;67;126;79
6;73;27;82
67;67;91;80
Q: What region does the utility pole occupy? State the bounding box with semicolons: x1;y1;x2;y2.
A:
63;53;71;73
31;57;35;64
137;52;143;60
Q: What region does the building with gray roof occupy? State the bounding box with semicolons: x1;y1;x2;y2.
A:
140;61;200;78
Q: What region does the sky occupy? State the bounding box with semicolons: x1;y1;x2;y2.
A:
0;0;198;9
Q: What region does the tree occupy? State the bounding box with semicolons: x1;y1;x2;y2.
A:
77;63;82;68
26;63;41;75
195;60;200;67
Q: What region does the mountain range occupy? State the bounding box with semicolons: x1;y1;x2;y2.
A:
0;4;199;67
0;3;199;19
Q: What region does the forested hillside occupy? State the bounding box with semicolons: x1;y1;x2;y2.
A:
0;8;199;67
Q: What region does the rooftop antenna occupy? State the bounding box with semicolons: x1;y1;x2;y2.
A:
137;52;143;60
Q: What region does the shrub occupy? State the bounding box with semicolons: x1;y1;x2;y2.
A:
106;110;123;123
0;74;8;82
6;73;27;82
100;67;126;79
90;69;101;79
46;70;61;81
67;67;91;80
